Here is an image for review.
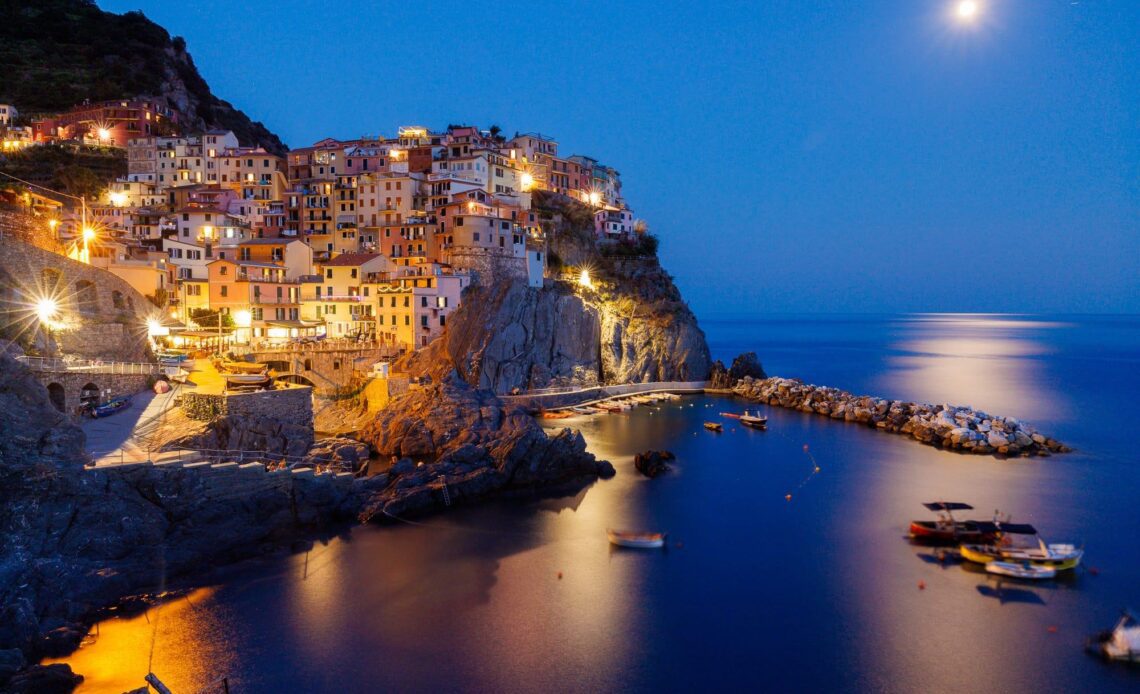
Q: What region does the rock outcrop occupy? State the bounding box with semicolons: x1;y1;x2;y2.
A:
710;351;767;389
356;371;614;519
633;450;674;478
732;376;1070;457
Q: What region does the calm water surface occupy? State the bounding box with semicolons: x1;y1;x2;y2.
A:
57;315;1140;692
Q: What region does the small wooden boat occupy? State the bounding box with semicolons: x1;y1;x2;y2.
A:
541;411;574;419
908;502;996;544
720;412;742;419
1087;611;1140;663
703;422;723;432
91;395;132;418
986;561;1056;580
740;411;768;430
223;361;269;374
607;529;667;549
571;407;594;415
960;524;1083;571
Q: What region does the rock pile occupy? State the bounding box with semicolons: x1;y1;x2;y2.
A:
633;450;674;478
732;376;1070;457
303;437;370;474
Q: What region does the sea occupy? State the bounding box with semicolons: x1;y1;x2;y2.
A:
54;315;1140;693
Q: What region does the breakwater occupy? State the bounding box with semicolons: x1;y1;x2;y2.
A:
732;376;1069;457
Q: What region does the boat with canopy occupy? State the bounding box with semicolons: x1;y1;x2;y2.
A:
960;522;1083;571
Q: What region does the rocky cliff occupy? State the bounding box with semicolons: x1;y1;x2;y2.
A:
407;193;711;394
356;371;613;519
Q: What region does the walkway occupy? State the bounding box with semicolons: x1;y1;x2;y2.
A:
500;380;711;410
84;384;181;465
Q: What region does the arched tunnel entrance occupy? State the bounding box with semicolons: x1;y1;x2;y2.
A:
47;383;66;412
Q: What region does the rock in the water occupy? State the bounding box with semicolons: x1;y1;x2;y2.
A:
633;450;675;478
4;663;83;694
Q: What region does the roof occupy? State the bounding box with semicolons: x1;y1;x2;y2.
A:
324;253;382;267
238;238;301;246
973;522;1039;535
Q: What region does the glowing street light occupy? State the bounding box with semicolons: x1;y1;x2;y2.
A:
233;310;252;328
588;191;602;207
108;191;127;206
520;172;534;191
82;226;96;242
36;297;59;325
96;127;111;141
578;268;592;288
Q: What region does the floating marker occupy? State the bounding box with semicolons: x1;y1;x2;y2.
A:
785;493;792;501
803;444;810;452
918;580;926;590
557;571;563;580
1047;625;1058;634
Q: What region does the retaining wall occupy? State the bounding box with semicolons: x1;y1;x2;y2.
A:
181;386;313;424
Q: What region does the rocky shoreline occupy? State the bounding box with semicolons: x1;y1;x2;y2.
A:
732;376;1070;457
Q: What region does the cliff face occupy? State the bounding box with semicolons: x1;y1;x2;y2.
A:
0;0;285;154
409;193;711;394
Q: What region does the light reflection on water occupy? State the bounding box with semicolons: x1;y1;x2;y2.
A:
54;315;1140;692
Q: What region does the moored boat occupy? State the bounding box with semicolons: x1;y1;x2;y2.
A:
607;529;667;549
908;502;995;544
703;421;723;432
1087;610;1140;663
986;561;1056;580
960;523;1083;571
740;411;767;430
91;395;132;418
223;361;269;374
720;412;742;419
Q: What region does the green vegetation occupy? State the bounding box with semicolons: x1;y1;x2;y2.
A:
0;143;125;198
190;308;234;329
0;0;286;154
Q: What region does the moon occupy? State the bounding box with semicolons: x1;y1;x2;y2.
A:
957;1;979;20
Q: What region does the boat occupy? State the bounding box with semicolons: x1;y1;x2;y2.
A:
91;395;132;418
720;412;742;419
223;361;269;374
607;529;667;549
703;422;723;432
1087;610;1140;663
740;411;768;430
908;502;996;544
959;523;1083;571
540;410;574;419
986;561;1057;580
224;373;270;390
571;407;594;415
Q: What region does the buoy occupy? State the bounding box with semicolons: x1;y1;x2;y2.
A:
1047;625;1058;634
918;580;926;590
557;571;563;580
785;493;792;501
1089;567;1100;576
813;466;821;473
803;444;809;452
675;541;684;549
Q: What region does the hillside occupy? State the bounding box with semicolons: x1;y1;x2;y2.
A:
0;0;286;154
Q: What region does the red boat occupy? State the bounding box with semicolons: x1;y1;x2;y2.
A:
908;502;1000;545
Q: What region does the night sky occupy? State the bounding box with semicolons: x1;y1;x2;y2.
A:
99;0;1139;315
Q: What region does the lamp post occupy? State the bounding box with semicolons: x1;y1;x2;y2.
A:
36;298;59;358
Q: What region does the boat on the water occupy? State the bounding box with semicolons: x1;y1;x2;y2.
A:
740;411;767;430
607;529;667;549
720;412;742;419
960;523;1083;571
91;395;132;418
1087;610;1140;663
986;561;1057;580
909;502;996;544
703;422;723;432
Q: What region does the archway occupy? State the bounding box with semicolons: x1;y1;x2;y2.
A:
75;280;98;313
276;374;315;387
47;383;66;412
80;382;100;407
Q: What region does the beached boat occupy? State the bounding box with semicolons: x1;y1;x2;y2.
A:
986;561;1057;580
740;411;767;430
91;395;132;418
571;407;594;415
607;529;667;549
703;422;723;432
224;373;270;390
223;361;269;374
908;502;996;544
1087;611;1140;663
960;523;1083;571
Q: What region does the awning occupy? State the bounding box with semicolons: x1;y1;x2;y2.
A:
264;320;323;329
922;502;974;511
973;522;1039;535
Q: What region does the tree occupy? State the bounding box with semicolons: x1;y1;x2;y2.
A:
489;124;501;138
190;308;233;329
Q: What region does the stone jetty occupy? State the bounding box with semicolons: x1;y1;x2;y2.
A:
732;376;1070;457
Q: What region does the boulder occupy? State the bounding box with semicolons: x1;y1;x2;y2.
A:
633;450;674;478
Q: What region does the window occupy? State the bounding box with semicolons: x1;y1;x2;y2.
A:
421;315;428;327
351;269;358;278
421;297;427;307
326;269;332;278
404;315;410;326
219;266;228;275
220;286;228;297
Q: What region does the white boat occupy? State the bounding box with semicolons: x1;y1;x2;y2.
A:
740;411;768;429
1088;611;1140;663
985;561;1056;580
607;529;667;549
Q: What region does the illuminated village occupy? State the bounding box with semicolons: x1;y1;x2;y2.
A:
1;98;636;353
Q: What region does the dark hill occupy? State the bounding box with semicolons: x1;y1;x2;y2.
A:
0;0;286;154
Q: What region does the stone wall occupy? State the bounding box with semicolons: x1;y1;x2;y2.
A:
37;372;150;414
0;237;153;359
251;346;394;395
180;386;313;425
447;247;526;286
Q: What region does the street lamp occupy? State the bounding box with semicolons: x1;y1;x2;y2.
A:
36;298;59;357
81;225;95;264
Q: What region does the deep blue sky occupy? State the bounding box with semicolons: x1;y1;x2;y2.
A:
100;0;1139;314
